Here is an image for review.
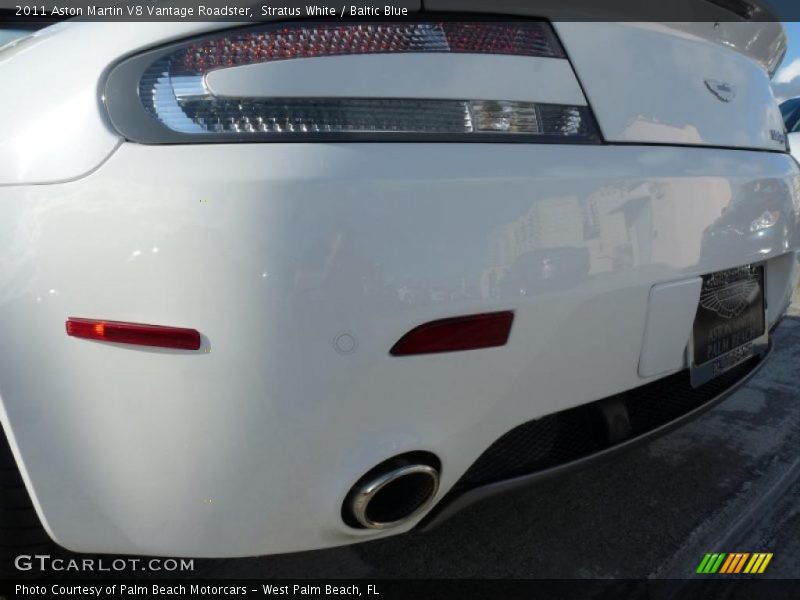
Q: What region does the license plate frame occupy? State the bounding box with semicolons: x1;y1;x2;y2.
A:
688;264;768;388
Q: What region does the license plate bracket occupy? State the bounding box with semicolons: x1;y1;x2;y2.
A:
689;264;768;388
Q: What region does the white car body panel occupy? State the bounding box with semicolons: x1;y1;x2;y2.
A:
1;142;799;556
428;1;788;72
554;22;786;150
0;22;247;185
431;1;788;149
789;131;800;163
205;53;587;104
637;277;703;378
0;15;798;557
0;18;787;187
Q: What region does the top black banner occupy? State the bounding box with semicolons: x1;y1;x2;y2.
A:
2;0;800;23
3;579;800;600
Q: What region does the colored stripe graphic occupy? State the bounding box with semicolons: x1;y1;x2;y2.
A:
733;553;749;573
697;553;727;573
744;554;762;574
697;554;713;573
700;552;774;575
719;554;736;574
711;554;726;573
758;553;773;573
720;553;741;574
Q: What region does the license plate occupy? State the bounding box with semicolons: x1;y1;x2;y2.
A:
689;264;768;387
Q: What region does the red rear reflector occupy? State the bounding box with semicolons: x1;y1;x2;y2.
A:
390;311;514;356
66;317;201;351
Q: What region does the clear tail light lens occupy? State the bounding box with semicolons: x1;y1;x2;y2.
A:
104;20;600;143
160;97;595;137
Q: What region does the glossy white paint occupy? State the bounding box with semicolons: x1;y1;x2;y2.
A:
0;23;223;185
425;8;788;149
554;22;786;150
1;142;799;557
0;21;266;186
673;22;788;75
638;278;702;378
1;17;799;558
427;1;788;74
205;54;587;104
789;132;800;164
0;18;784;186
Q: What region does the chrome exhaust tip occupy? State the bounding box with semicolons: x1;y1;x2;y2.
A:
345;457;440;530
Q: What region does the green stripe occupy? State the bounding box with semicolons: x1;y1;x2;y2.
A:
708;554;720;573
703;554;719;573
710;554;727;573
697;554;713;573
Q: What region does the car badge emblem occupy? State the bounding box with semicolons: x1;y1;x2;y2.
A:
704;79;736;103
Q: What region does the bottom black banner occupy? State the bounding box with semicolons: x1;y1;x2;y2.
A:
2;579;800;600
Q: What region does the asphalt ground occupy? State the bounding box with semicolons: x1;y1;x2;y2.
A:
190;306;800;579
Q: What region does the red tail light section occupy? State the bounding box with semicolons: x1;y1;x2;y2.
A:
66;318;201;351
390;311;514;356
176;22;565;74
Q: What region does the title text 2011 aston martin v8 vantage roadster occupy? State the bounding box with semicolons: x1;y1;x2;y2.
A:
0;6;798;560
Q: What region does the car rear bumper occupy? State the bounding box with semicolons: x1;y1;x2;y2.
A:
420;337;774;531
0;142;798;557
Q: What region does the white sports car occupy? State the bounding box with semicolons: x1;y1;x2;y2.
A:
1;5;798;560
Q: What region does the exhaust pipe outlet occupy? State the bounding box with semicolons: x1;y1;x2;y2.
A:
344;454;440;530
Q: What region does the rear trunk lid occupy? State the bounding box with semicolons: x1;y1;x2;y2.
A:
428;1;788;151
554;21;787;151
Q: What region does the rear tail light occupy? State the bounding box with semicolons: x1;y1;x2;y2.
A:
390;311;514;356
175;21;565;69
104;20;600;143
66;317;202;350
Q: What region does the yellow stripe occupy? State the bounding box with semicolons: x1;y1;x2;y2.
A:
734;553;749;573
758;553;773;574
719;554;736;574
749;554;766;573
744;554;760;574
